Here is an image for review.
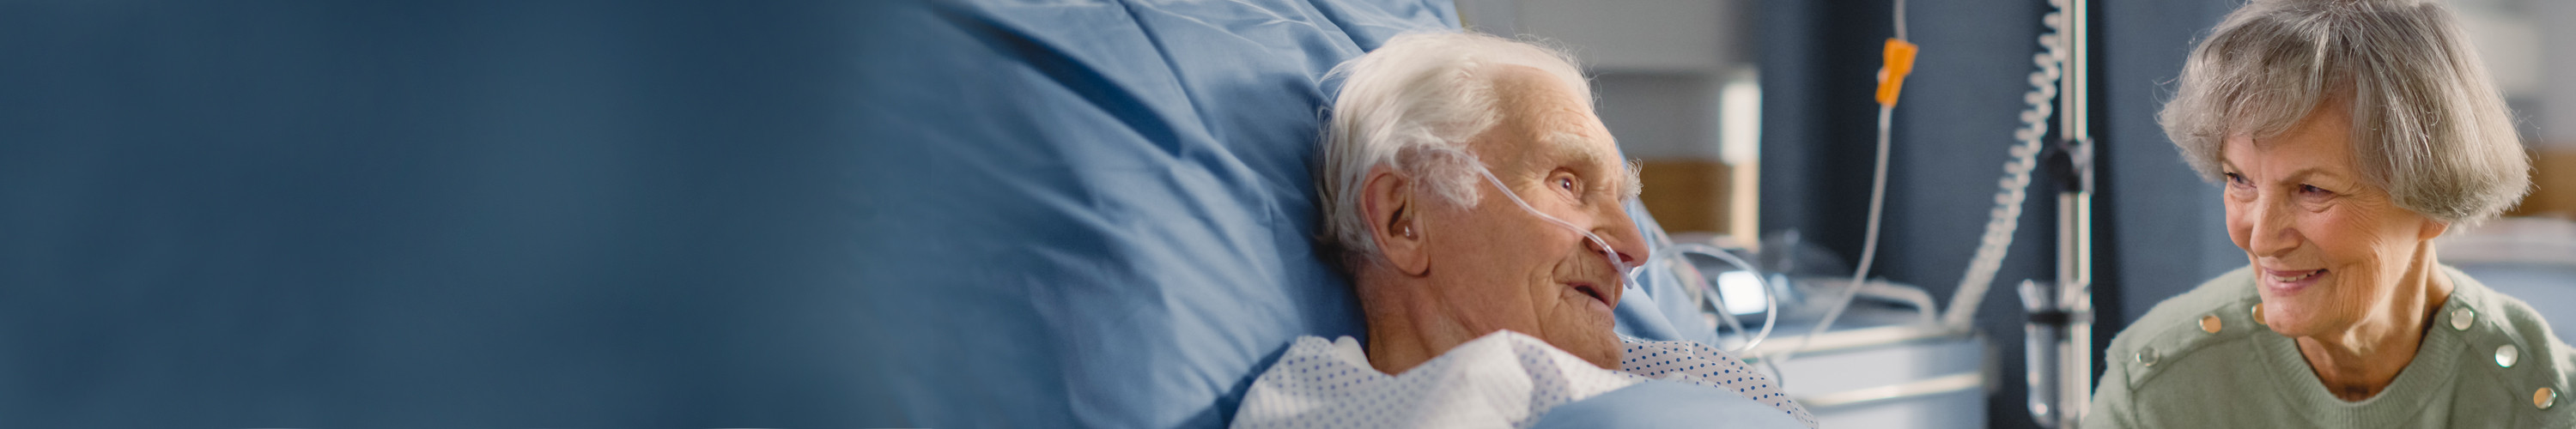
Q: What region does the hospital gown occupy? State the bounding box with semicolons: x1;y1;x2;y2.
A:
1231;330;1818;428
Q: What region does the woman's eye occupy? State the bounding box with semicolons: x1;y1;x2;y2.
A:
1556;177;1577;191
2299;184;2331;196
2223;172;2249;185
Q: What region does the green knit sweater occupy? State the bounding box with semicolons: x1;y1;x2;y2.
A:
2082;265;2576;428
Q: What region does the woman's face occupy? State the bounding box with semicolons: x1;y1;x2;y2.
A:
2220;103;2444;338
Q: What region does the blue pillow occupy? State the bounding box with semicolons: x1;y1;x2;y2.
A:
850;0;1457;426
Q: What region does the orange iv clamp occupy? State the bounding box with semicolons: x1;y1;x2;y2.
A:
1875;39;1919;106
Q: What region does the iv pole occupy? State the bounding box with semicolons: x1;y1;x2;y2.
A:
2041;0;2096;426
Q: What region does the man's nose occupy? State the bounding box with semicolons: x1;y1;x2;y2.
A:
1594;202;1649;266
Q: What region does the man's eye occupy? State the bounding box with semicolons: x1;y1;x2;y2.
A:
1556;178;1576;191
2300;184;2330;196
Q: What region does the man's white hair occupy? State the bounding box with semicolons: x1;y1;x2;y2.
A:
1314;32;1592;270
2161;0;2529;225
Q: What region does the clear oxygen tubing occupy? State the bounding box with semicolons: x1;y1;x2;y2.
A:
1473;162;1793;349
1473;167;1642;294
1769;102;1896;366
1644;242;1778;353
1772;0;1911;363
1471;165;1784;354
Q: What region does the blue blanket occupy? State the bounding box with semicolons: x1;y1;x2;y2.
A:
1534;380;1811;429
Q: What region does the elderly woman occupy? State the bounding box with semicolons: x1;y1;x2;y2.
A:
2083;0;2573;427
1227;33;1814;428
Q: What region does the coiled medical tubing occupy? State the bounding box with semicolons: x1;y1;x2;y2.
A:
1764;0;2073;368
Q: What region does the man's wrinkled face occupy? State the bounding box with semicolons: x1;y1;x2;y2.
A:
1419;65;1648;369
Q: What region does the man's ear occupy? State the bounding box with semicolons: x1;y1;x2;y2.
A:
1363;166;1431;275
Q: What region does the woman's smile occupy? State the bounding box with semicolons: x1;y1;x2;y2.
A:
2261;267;2326;295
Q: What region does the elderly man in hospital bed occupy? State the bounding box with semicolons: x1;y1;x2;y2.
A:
1229;32;1817;429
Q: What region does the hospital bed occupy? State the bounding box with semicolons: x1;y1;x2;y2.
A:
848;0;1908;425
0;0;2012;426
830;0;2013;426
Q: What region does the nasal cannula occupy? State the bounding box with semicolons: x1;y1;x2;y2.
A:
1472;166;1781;353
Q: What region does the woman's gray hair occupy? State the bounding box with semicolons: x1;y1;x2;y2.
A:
2162;0;2529;225
1315;32;1591;270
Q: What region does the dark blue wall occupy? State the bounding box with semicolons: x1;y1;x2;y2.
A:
2101;0;2251;327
